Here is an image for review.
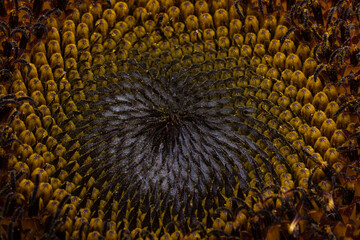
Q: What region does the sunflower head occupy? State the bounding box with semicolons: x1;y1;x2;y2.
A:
0;0;360;239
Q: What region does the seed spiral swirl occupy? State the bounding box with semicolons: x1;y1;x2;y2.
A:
74;57;291;227
0;0;360;239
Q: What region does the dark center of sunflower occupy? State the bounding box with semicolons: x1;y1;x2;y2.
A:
74;60;286;215
164;113;181;134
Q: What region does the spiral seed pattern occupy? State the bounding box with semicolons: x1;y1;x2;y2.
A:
0;0;360;239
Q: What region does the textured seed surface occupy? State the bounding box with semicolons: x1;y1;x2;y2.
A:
0;0;360;239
